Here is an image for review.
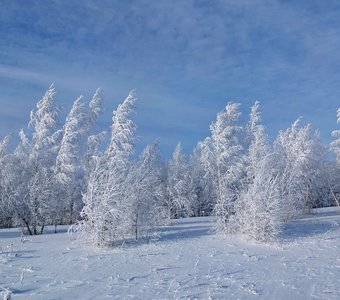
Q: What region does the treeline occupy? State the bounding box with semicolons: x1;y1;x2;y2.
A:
0;85;339;245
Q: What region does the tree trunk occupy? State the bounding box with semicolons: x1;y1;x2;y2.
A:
23;219;32;235
135;212;138;240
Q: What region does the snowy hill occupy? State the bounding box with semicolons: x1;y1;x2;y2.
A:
1;207;340;299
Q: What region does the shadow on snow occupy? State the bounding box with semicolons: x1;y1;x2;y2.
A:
280;208;340;240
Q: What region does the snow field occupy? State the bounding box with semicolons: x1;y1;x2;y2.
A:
1;208;340;299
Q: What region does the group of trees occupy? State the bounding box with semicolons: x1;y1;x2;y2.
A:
0;85;104;234
206;103;333;241
0;86;339;245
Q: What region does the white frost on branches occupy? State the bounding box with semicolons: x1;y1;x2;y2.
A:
210;102;244;234
78;91;137;246
331;108;340;165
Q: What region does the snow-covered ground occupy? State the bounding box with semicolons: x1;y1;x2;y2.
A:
1;207;340;300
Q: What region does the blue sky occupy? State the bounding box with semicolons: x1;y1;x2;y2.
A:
0;0;339;156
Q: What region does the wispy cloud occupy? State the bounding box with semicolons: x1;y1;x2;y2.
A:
0;64;51;84
0;0;339;154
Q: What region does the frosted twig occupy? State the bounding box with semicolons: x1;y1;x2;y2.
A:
20;267;33;284
195;259;200;271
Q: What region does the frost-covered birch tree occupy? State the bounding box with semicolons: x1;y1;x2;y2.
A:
331;108;340;165
211;103;245;234
275;119;327;221
191;138;217;216
85;89;105;174
239;156;281;242
237;101;281;242
245;101;269;170
54;96;89;225
79;90;137;246
330;108;340;206
126;142;166;239
11;85;60;234
165;143;193;219
0;136;13;228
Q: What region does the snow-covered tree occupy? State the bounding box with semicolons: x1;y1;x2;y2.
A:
210;102;245;234
126;142;166;239
329;107;340;207
54;96;89;225
8;131;52;235
89;88;104;124
191;138;217;216
29;84;60;165
305;131;330;209
275;119;327;221
5;131;30;231
165;143;193;219
238;154;281;242
326;160;340;207
10;85;60;234
331;108;340;165
246;101;269;170
85;89;105;173
0;136;13;228
237;101;281;242
79;90;137;246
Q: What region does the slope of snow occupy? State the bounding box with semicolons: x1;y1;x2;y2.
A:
1;207;340;299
